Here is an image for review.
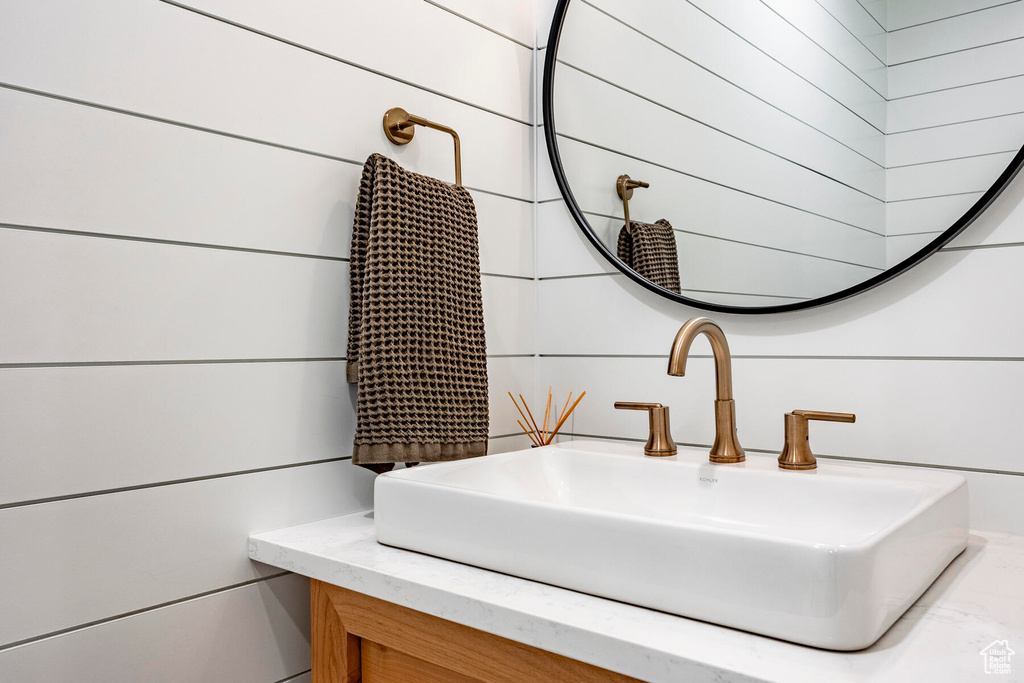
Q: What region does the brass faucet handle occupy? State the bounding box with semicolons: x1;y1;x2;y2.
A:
792;410;856;424
614;401;661;411
779;410;856;470
614;402;677;457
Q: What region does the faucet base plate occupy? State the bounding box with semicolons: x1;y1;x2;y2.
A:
779;461;817;470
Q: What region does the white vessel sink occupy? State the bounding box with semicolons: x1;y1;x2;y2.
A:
374;440;968;650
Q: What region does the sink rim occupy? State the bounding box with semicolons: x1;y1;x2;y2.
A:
380;440;967;553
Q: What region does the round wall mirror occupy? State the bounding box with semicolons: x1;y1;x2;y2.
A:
543;0;1024;313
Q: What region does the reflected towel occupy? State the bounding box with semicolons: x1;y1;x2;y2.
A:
617;219;682;293
347;153;488;471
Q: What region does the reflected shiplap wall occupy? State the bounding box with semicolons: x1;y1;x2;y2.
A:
0;0;535;680
550;0;1024;300
538;0;1024;536
885;1;1024;265
552;0;888;305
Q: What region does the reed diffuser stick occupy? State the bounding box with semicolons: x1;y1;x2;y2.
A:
520;394;542;438
546;391;586;444
517;419;541;446
542;386;552;443
555;391;572;430
509;391;534;435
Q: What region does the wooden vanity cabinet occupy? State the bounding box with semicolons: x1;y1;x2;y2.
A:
311;580;641;683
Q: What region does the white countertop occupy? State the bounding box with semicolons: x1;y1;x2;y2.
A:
249;512;1024;683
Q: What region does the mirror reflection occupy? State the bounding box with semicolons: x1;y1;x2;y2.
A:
548;0;1024;309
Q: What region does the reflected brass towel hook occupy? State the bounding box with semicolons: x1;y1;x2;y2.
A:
616;174;649;230
383;107;462;186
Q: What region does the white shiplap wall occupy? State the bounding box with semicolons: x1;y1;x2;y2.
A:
538;0;1024;536
3;0;1022;679
0;0;535;680
885;0;1024;264
550;0;1024;297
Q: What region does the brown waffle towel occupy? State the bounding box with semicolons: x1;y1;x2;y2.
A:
617;219;682;293
347;153;488;470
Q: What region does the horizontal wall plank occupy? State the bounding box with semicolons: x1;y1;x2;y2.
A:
171;0;532;122
0;0;531;199
536;244;1024;357
0;229;527;364
482;277;536;355
889;1;1024;63
0;361;352;505
540;356;1024;474
489;356;539;440
537;200;617;278
668;229;876;300
886;193;981;237
859;0;887;29
535;221;815;305
0;356;527;506
0;461;373;647
475;192;534;278
762;0;886;96
556;2;885;196
886;152;1016;202
427;0;536;46
554;71;884;232
886;112;1024;167
0;88;533;277
887;0;1010;31
552;138;886;266
0;574;312;683
584;215;879;300
684;0;886;129
815;0;887;62
889;37;1024;99
0;228;348;364
580;0;884;163
888;76;1024;133
0;87;358;259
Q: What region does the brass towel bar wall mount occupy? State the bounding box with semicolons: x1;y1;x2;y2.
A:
383;107;462;186
616;174;649;230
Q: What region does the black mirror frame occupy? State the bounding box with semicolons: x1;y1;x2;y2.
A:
542;0;1024;314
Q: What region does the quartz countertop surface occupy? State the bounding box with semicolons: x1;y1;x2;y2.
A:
249;512;1023;683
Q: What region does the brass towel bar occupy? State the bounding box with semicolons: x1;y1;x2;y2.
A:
383;107;462;186
616;174;649;230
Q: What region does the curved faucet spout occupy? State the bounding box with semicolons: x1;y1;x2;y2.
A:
668;318;733;401
667;317;745;463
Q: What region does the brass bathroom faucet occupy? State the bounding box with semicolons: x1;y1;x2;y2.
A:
667;317;745;463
